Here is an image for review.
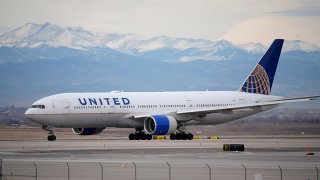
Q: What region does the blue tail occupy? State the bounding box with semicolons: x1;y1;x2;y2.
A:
240;39;284;95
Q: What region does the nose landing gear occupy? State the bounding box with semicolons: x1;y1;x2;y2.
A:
47;134;56;141
42;125;56;141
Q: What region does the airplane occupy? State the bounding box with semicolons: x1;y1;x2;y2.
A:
25;39;319;141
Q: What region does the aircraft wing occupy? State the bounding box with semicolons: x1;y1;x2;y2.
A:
176;95;320;115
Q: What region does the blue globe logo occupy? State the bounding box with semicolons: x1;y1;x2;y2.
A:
241;64;270;95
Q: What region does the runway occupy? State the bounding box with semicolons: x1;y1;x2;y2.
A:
0;136;319;180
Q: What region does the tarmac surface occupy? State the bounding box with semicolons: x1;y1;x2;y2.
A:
0;136;320;179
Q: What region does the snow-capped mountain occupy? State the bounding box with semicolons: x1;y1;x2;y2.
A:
0;23;239;53
237;43;267;53
237;40;320;53
282;40;320;52
0;23;319;61
0;23;99;49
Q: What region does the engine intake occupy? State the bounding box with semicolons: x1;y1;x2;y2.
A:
144;115;177;135
72;127;105;135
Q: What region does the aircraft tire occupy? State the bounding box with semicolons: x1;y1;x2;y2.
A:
170;133;193;140
141;134;147;140
187;133;193;140
175;133;181;140
129;133;135;140
182;133;188;140
170;134;176;140
48;135;56;141
134;133;141;140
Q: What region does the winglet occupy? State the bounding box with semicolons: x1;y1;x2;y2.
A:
240;39;284;95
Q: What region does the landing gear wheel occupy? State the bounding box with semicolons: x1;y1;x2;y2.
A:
141;134;147;140
187;133;193;140
47;135;56;141
128;131;152;140
175;133;181;140
182;133;188;140
129;133;135;140
170;134;176;140
134;133;141;140
43;125;56;141
170;132;194;140
147;134;152;140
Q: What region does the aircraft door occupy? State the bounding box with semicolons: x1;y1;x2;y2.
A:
235;98;246;105
186;99;193;108
184;94;194;109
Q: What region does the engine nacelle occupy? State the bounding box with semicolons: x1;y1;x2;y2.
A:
72;127;105;135
144;115;177;135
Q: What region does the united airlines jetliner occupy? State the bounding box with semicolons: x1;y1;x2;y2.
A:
25;39;319;141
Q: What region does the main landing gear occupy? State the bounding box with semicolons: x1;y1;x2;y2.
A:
129;131;152;140
42;125;56;141
170;131;193;140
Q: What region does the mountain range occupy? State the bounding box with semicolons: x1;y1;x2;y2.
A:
1;23;320;63
0;23;319;107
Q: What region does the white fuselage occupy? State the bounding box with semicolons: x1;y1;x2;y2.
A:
25;91;281;128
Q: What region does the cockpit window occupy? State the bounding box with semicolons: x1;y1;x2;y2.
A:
31;104;45;109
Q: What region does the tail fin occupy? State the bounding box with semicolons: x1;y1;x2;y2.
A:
240;39;284;95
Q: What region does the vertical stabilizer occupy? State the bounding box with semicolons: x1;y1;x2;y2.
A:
240;39;284;95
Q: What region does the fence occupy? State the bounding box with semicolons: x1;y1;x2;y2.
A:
1;158;319;180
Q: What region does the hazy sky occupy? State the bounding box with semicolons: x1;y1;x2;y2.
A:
0;0;319;45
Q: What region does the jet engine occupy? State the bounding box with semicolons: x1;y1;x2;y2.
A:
144;115;177;135
72;127;105;135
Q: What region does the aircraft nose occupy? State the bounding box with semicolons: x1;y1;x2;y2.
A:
25;108;34;119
